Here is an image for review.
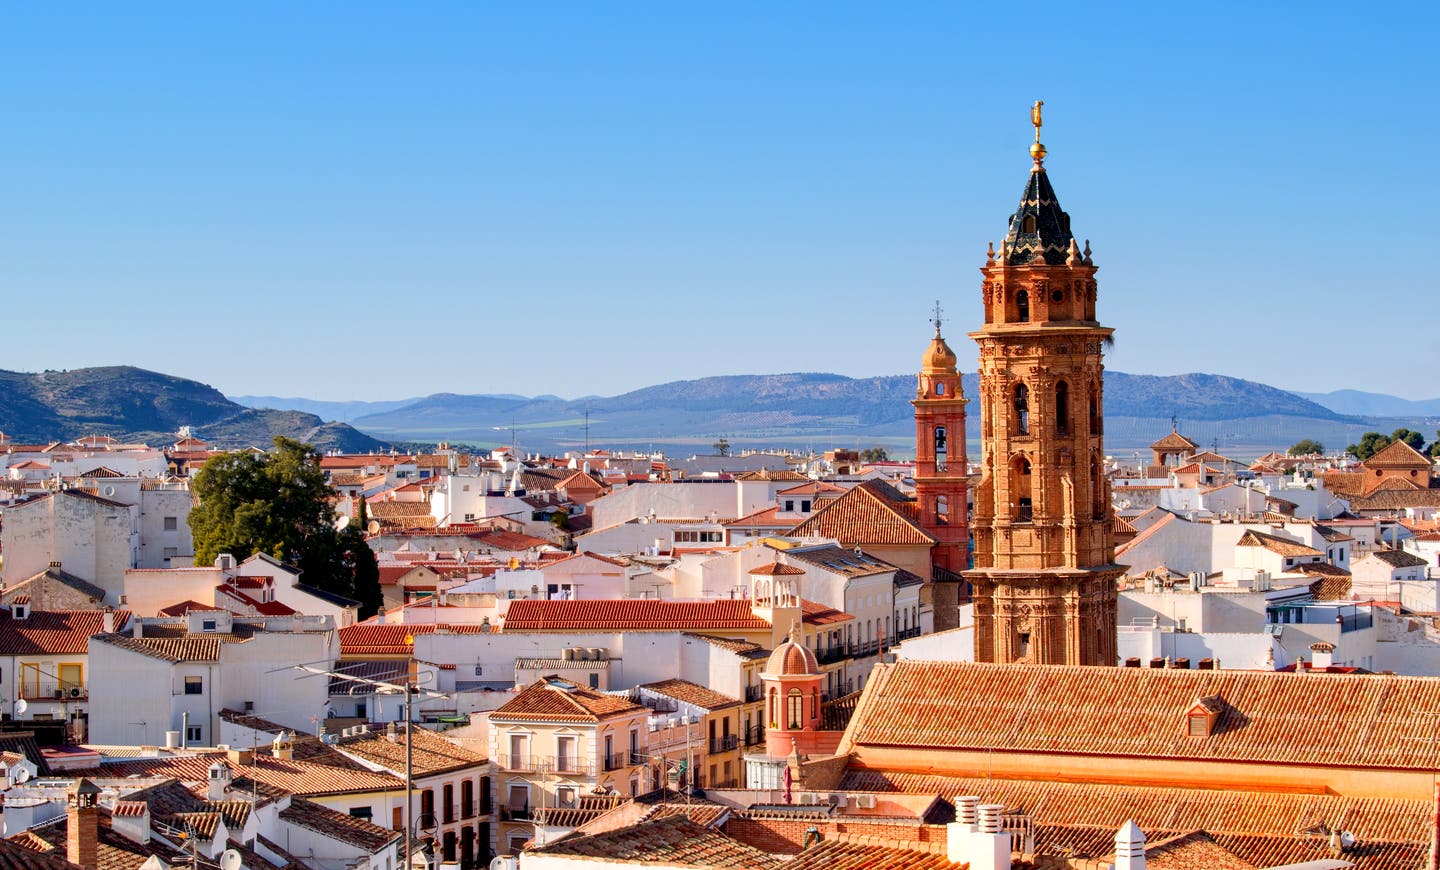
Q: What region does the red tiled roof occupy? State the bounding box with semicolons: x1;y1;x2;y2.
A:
0;609;131;655
1365;440;1433;469
76;751;403;797
846;661;1440;772
530;815;776;867
640;678;740;710
493;678;645;722
787;480;934;546
1235;530;1322;558
339;622;490;656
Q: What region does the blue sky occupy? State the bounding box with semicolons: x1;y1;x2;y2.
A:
4;3;1437;401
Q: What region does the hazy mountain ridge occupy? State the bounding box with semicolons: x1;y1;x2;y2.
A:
1296;389;1440;418
0;366;385;451
340;371;1371;454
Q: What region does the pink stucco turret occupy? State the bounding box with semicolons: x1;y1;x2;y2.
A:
761;628;826;759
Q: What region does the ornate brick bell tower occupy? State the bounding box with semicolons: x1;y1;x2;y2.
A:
913;304;970;630
963;102;1123;666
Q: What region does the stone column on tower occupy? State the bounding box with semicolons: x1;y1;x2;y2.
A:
962;103;1125;667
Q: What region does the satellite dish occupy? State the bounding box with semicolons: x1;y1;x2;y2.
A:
335;515;352;531
14;699;27;716
220;849;243;870
14;767;31;783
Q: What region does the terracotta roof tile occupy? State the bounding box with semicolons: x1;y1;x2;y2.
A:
0;609;130;655
639;678;740;710
339;622;490;656
493;677;645;722
531;815;777;867
1234;529;1322;558
846;661;1440;771
787;480;934;546
1365;440;1433;468
333;727;487;776
279;797;400;851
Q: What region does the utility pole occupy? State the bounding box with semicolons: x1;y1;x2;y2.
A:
288;661;446;870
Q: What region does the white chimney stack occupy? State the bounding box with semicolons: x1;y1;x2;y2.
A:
960;803;1010;870
1310;642;1335;670
947;796;982;864
1115;820;1146;870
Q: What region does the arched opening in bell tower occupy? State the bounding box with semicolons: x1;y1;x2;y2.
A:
1011;456;1033;522
1016;290;1030;322
1013;384;1030;435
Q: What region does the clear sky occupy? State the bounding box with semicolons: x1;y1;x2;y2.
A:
4;3;1437;401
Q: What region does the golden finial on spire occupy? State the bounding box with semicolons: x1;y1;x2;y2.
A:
1029;100;1046;167
931;300;944;337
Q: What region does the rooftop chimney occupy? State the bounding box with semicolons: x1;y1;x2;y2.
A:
102;608;115;634
1115;820;1146;870
1310;642;1336;670
66;778;101;870
963;804;1011;870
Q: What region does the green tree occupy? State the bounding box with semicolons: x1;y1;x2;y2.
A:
861;446;889;462
189;436;369;608
1391;428;1425;451
1287;439;1324;457
713;437;731;457
1431;430;1440;458
1346;431;1392;461
339;525;383;619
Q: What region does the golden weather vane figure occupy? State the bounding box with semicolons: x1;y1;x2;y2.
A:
1030;100;1046;165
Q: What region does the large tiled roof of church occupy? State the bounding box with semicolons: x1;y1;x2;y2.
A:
0;609;130;655
786;480;934;546
1365;440;1434;468
1151;430;1200;451
844;660;1440;771
1002;166;1075;265
1234;530;1322;558
835;770;1428;869
493;677;644;722
530;815;777;867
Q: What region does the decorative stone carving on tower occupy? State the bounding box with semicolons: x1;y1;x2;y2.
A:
913;302;970;631
962;103;1124;666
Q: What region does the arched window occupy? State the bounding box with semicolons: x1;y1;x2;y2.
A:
1012;457;1033;522
768;688;779;729
1016;290;1030;322
1056;381;1070;436
936;494;949;525
1089;391;1100;435
1013;384;1030;435
787;689;804;730
936;381;945;396
1092;459;1105;519
1022;214;1037;233
934;426;947;471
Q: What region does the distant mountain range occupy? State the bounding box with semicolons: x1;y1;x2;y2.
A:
234;372;1426;458
1296;389;1440;418
5;366;1432;460
0;367;385;452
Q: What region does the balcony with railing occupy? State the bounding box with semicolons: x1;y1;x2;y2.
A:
743;724;766;747
743;684;763;703
848;640;880;658
500;806;533;822
709;735;739;754
601;752;631;772
21;680;86;701
815;645;847;665
496;754;539;772
893;626;923;643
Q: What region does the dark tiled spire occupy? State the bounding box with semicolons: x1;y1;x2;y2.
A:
1002;168;1075;266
